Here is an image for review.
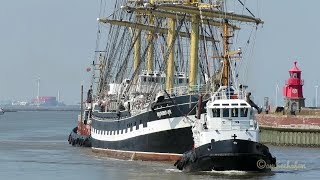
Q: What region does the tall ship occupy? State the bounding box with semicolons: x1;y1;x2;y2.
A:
78;0;265;160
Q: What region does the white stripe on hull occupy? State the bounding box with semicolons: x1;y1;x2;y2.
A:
91;115;196;141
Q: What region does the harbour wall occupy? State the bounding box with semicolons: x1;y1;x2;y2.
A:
256;112;320;147
260;126;320;147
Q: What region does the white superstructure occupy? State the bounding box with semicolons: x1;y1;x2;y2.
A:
193;86;259;148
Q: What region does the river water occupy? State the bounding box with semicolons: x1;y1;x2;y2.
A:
0;111;319;180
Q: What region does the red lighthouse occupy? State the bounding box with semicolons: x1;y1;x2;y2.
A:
283;61;305;112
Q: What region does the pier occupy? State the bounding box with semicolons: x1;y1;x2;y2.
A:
260;125;320;147
258;110;320;147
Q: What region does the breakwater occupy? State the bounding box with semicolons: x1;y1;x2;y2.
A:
260;125;320;147
2;105;80;112
256;111;320;147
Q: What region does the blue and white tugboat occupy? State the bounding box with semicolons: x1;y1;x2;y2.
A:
175;86;276;172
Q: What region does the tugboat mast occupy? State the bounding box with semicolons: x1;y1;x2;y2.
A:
221;20;232;87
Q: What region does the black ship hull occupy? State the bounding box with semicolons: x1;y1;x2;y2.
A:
175;139;276;172
92;126;193;154
91;94;207;156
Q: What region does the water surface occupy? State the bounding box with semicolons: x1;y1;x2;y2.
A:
0;111;319;179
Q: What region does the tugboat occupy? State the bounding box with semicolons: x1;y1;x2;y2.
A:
175;87;276;172
174;66;276;172
68;85;92;147
174;18;276;172
0;107;4;115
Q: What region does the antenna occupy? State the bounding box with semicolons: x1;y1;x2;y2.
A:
37;77;40;107
57;90;60;103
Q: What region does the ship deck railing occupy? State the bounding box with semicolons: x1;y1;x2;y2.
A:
165;84;209;97
211;92;247;101
127;0;185;4
210;86;247;101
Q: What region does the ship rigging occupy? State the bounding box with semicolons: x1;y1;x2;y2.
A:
75;0;266;162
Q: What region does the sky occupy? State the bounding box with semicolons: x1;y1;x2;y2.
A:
250;1;320;106
0;0;100;104
0;0;320;106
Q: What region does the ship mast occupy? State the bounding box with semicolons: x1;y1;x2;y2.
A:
221;19;247;86
165;18;176;90
166;0;201;91
222;20;231;86
97;0;263;95
134;16;141;74
189;13;199;89
146;0;155;73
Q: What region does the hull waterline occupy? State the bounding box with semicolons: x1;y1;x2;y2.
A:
175;139;276;172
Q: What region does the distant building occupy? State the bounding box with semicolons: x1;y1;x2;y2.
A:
31;96;58;106
11;101;29;106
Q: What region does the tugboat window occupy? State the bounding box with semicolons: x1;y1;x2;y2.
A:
240;108;248;117
231;108;238;117
223;108;229;117
212;109;220;117
250;109;254;118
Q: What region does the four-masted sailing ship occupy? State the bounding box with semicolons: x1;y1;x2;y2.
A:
82;0;265;161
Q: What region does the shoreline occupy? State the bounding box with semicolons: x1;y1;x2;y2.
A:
2;106;80;112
